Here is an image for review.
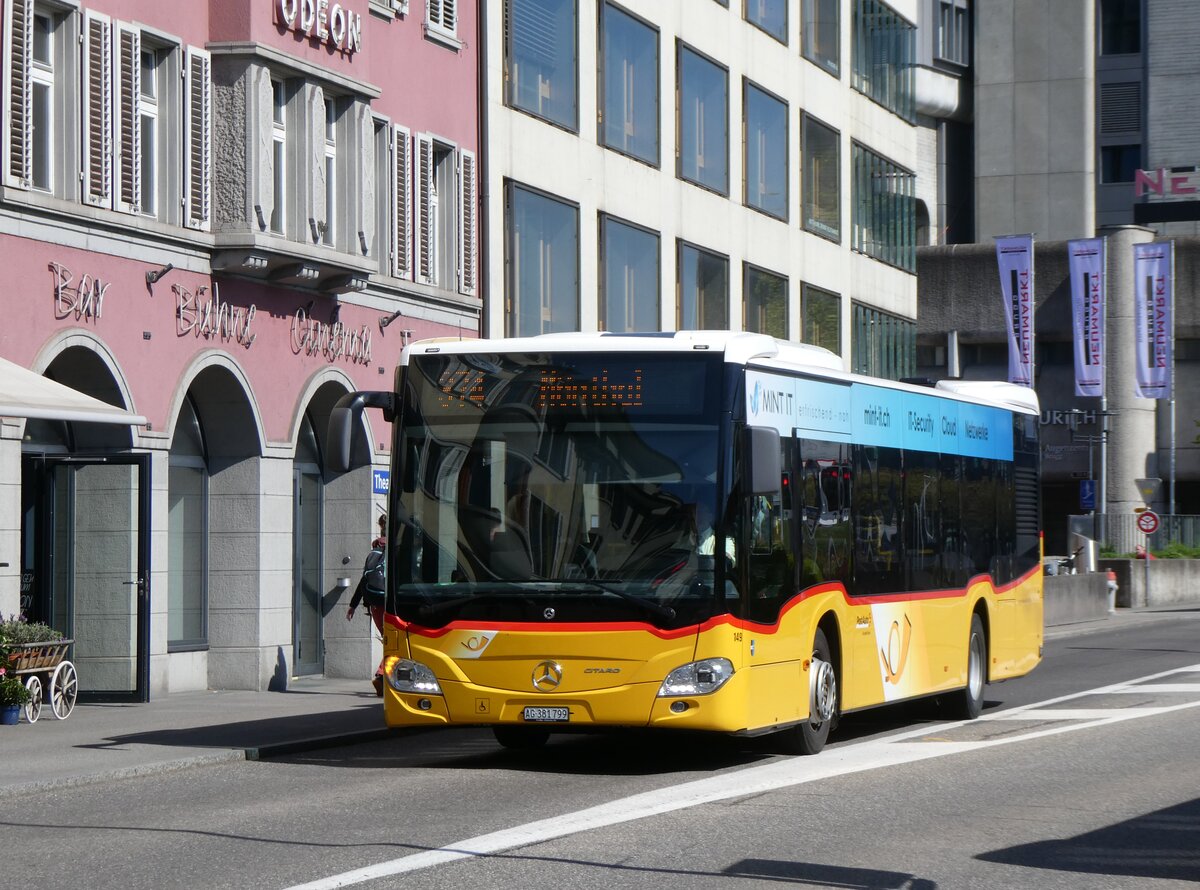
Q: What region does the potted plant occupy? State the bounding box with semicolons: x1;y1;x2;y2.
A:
0;666;32;724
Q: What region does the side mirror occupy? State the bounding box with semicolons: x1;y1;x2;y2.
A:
326;390;396;474
744;426;781;496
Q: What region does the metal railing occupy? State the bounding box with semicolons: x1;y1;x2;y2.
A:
1068;513;1200;555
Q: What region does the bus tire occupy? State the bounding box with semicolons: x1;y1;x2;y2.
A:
785;628;837;755
493;725;550;750
954;613;987;720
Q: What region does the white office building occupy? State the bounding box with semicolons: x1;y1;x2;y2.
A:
478;0;924;379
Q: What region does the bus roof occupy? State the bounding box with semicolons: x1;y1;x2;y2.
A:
403;331;1039;416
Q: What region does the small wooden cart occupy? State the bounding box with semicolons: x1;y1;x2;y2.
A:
7;640;77;723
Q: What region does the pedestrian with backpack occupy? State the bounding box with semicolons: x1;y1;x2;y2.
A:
347;511;388;696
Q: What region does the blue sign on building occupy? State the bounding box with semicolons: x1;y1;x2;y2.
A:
372;469;390;495
1080;479;1096;511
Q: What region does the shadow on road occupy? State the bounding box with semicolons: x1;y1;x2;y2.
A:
978;797;1200;883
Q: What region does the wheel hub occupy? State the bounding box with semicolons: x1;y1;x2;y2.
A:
810;657;836;723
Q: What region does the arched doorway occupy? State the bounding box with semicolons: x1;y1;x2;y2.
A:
20;347;149;701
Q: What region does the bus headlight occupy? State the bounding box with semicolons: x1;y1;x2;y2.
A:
657;658;734;697
388;659;443;694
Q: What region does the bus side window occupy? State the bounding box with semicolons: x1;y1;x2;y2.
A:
745;438;796;623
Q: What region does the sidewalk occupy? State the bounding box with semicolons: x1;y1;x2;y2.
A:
0;676;391;797
2;606;1194;797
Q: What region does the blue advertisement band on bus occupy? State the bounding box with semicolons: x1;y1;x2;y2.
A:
745;370;1013;461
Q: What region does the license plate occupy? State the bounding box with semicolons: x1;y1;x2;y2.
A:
522;706;569;723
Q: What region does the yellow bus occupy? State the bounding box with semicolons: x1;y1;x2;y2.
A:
329;331;1042;754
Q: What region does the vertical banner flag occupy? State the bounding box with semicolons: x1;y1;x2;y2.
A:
995;235;1035;386
1067;238;1105;397
1133;241;1173;399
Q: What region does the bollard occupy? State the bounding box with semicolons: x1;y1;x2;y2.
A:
1106;569;1118;614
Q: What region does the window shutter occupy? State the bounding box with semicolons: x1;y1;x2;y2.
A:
115;24;140;214
392;124;411;278
358;103;375;256
82;11;113;208
458;148;476;297
415;132;433;285
184;46;212;230
309;85;326;242
428;0;456;33
5;0;33;188
253;66;273;231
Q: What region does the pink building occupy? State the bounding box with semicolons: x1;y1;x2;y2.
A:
0;0;479;698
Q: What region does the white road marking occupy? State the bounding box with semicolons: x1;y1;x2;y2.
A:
282;663;1200;890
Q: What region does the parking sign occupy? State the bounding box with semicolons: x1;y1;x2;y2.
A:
1080;479;1095;511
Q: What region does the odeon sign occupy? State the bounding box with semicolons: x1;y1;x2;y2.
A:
276;0;363;54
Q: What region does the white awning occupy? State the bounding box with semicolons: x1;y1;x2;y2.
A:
0;356;147;426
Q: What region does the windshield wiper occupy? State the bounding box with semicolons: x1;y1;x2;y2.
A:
565;581;677;623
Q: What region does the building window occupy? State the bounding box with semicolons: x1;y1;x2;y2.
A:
115;27;171;218
414;134;477;295
506;0;578;131
745;0;787;44
852;142;915;272
168;396;208;650
270;79;287;234
678;241;728;329
802;283;840;354
678;43;729;195
803;114;840;240
600;214;659;332
851;0;915;122
426;0;458;41
506;182;579;337
137;48;160;216
936;1;969;67
852;303;914;380
27;9;56;191
744;264;787;339
744;80;788;220
323;98;338;246
1100;0;1140;55
599;2;658;166
1100;144;1140;183
802;0;840;76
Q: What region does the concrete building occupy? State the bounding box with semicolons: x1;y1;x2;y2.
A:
479;0;924;380
914;0;1200;552
0;0;480;698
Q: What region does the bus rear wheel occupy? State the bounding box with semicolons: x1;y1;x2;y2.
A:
952;613;987;720
785;628;837;755
493;725;550;750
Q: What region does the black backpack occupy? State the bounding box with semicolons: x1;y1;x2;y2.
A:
359;545;386;608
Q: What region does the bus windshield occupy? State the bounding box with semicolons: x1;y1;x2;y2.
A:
391;351;728;628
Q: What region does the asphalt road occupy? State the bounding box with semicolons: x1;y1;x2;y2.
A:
7;610;1200;890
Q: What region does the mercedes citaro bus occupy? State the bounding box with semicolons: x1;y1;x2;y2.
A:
329;331;1042;753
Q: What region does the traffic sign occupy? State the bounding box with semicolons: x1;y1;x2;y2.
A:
1136;510;1160;535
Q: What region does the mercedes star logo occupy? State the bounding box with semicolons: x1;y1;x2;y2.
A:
532;661;563;692
543;607;556;620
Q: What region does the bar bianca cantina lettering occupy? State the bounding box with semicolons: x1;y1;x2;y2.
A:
49;262;109;323
291;307;373;365
176;284;257;348
277;0;363;54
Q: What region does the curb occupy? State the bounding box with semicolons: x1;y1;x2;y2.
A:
246;727;396;760
4;728;397;799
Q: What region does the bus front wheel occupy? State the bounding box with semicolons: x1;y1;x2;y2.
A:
785;628;837;755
